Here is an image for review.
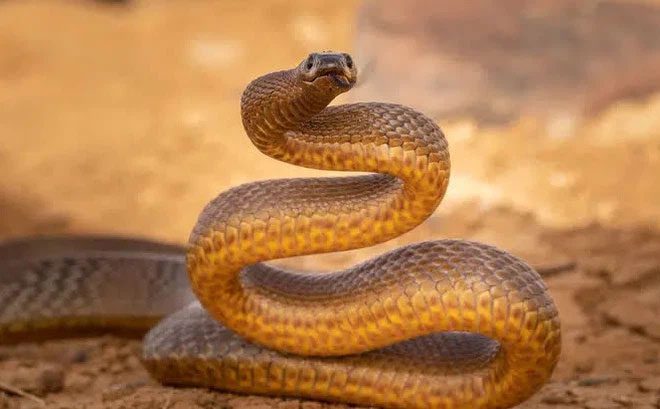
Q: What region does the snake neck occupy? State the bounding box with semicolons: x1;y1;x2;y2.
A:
187;66;451;355
240;69;336;156
240;68;451;203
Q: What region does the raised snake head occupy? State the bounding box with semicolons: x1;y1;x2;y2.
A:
297;52;358;95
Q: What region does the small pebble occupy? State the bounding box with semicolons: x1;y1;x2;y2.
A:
38;366;64;394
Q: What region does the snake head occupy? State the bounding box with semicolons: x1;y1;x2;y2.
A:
297;52;357;94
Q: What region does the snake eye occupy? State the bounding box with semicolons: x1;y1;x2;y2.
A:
344;54;353;69
305;56;315;71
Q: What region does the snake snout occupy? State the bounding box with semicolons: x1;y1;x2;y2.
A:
299;51;357;89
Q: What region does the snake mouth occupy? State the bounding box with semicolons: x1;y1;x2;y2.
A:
306;72;354;89
327;73;351;88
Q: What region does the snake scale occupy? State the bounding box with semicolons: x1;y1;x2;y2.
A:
0;52;561;408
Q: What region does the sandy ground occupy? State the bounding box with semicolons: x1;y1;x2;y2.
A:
1;210;659;409
0;1;659;408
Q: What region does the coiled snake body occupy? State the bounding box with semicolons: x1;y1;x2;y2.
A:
0;52;561;408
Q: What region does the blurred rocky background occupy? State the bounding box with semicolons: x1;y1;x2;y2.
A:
354;0;660;229
0;1;659;408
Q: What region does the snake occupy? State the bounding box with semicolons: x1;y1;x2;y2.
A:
0;52;561;409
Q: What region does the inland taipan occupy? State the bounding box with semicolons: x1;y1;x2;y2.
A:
0;52;561;409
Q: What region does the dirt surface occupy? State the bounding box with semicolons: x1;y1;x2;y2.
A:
1;1;659;408
1;209;659;409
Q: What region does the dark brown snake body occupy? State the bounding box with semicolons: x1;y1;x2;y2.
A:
0;52;561;408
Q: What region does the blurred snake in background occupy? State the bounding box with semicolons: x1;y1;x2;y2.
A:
0;52;561;409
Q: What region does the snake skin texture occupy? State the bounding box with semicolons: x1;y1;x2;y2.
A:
0;53;561;409
0;237;194;343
